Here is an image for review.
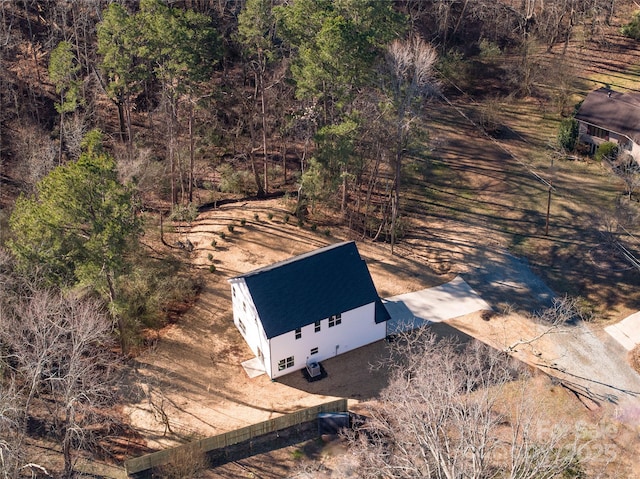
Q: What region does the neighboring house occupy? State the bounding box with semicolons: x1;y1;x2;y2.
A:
574;87;640;161
228;241;390;379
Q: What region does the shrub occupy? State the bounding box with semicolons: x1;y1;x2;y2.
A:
219;231;226;239
478;38;502;60
118;255;202;341
478;97;503;137
209;264;216;273
310;223;317;231
207;253;213;261
594;142;618;162
169;202;198;222
284;214;290;223
211;239;217;248
240;218;246;226
437;48;469;89
557;118;579;152
622;11;640;40
254;213;259;221
217;163;254;195
155;447;208;479
267;212;273;220
324;229;331;237
227;224;234;233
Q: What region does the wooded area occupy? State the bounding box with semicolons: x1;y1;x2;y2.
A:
0;1;623;235
1;0;639;477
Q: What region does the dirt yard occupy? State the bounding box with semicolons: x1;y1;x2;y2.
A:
124;196;640;479
124;199;453;450
123;95;640;472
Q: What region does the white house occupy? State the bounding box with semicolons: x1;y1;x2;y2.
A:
574;87;640;161
227;241;390;379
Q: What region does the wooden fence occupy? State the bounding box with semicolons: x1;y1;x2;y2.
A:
124;398;348;476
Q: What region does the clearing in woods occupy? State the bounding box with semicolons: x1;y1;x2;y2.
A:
123;29;640;476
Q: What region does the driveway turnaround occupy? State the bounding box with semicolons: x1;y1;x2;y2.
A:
384;276;492;335
605;311;640;351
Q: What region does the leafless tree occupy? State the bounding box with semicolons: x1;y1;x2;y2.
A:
0;380;26;479
345;329;585;478
0;288;121;478
612;154;640;201
9;120;58;190
383;36;438;255
505;295;593;357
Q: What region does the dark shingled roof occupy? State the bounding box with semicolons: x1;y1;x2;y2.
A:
575;87;640;144
229;241;390;339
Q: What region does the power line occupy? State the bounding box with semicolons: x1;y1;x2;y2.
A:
436;73;555;190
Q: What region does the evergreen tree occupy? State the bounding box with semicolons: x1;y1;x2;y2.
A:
237;0;278;194
9;130;142;351
48;40;80;162
97;3;145;144
136;0;220;204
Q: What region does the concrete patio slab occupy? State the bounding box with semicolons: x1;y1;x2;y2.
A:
384;276;492;335
605;311;640;351
241;357;266;378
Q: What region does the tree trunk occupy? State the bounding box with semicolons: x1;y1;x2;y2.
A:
125;98;133;147
59;107;65;165
62;421;73;478
116;100;126;143
106;272;127;354
260;72;268;194
248;104;265;198
362;148;382;239
391;131;403;255
282;140;287;184
167;92;178;205
250;150;265;197
170;141;176;204
189;102;195;203
341;169;347;214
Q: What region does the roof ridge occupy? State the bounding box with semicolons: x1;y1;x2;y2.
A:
228;241;355;280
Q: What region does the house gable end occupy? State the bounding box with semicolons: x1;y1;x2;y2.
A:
229;242;388;339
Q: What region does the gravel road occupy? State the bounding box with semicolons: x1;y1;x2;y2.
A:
450;246;640;409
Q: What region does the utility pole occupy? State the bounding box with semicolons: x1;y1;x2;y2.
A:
545;182;552;236
545;155;556;236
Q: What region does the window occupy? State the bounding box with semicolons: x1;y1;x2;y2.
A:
314;321;321;332
328;313;342;327
232;287;236;297
310;347;318;355
243;301;246;312
295;328;302;340
278;356;295;371
238;318;246;335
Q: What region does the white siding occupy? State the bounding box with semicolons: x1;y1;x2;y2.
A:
268;302;386;379
631;142;640;164
229;278;273;378
578;121;640;162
